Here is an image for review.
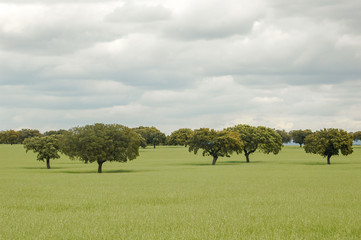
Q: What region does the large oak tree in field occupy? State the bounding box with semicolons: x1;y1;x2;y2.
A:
227;124;283;163
61;123;141;173
187;128;243;165
23;135;61;169
304;128;353;165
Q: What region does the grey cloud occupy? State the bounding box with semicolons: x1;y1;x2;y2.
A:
0;79;141;110
2;77;361;133
106;4;172;23
0;20;121;55
0;3;127;56
130;77;361;132
0;0;117;3
271;0;361;19
165;21;253;40
270;0;361;32
164;2;266;40
1;0;361;133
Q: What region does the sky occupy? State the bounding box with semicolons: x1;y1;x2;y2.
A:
0;0;361;134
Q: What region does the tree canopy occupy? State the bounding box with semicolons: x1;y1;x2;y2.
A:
0;129;42;144
227;124;283;163
18;129;42;143
23;135;61;169
167;128;193;146
0;131;5;144
43;129;68;136
304;128;353;164
187;128;243;165
0;129;19;145
61;123;141;173
290;129;312;147
276;129;291;144
132;126;166;148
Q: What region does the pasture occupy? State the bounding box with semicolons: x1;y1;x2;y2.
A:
0;144;360;239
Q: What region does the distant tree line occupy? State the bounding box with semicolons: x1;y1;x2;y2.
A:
177;127;356;165
1;125;359;172
22;124;143;173
132;126;166;148
0;129;67;145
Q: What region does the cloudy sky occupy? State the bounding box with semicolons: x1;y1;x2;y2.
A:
1;0;360;134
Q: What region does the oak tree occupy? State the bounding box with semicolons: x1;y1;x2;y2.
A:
23;135;61;169
61;123;141;173
167;128;193;146
3;130;20;145
276;129;291;144
228;124;283;163
290;129;312;147
18;129;42;143
304;128;353;164
132;126;166;148
187;128;243;165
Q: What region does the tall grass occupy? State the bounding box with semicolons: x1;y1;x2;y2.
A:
0;145;360;239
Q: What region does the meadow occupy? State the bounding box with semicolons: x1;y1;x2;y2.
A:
0;144;360;239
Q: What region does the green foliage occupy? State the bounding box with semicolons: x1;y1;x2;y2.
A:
276;129;291;143
138;135;147;148
228;124;283;162
167;128;193;146
304;128;353;164
0;129;42;144
187;128;243;165
23;135;60;169
43;129;67;136
61;123;141;173
290;129;312;147
0;130;20;145
132;126;166;148
18;129;42;143
0;131;5;144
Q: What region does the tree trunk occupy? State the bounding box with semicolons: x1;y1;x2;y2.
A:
212;156;218;165
299;144;302;147
245;153;250;163
98;161;104;173
154;143;156;148
46;158;51;169
327;155;331;165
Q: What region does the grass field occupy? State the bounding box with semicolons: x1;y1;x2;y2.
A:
0;144;360;239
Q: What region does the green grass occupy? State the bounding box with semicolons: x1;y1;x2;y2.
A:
0;144;360;239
